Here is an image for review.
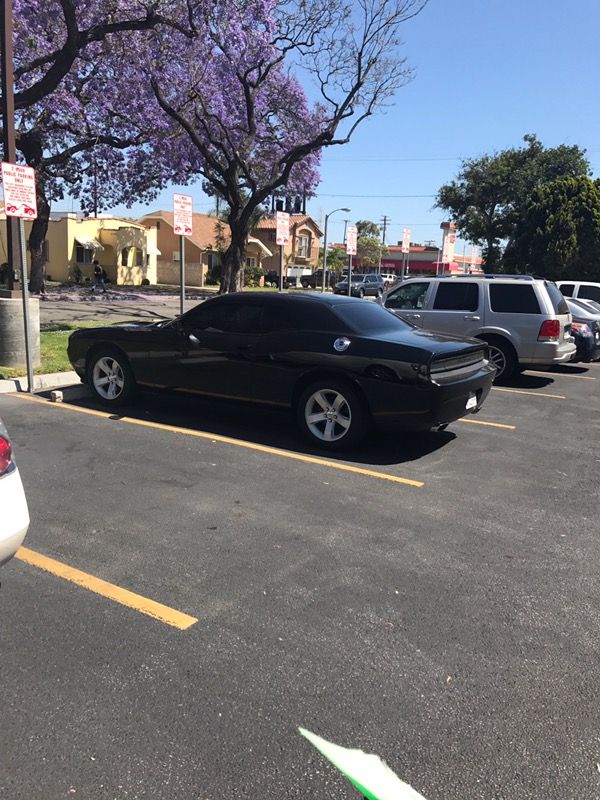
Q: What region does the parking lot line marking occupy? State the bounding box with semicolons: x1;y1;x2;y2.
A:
11;394;424;488
524;369;596;381
492;387;566;400
14;547;198;630
457;418;516;430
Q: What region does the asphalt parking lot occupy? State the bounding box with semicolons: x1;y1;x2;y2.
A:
1;364;599;800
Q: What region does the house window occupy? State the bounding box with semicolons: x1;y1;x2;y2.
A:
268;231;276;242
206;252;221;269
76;245;93;264
121;247;130;266
297;234;310;258
135;248;143;267
246;256;257;269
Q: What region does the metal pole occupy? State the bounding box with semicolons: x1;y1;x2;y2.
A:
321;213;329;293
179;236;185;316
1;0;18;291
278;243;284;292
347;253;352;297
17;219;33;392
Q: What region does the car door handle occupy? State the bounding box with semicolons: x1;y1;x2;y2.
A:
408;313;421;319
188;333;201;345
463;315;480;321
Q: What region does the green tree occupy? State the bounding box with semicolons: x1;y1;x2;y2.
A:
355;219;387;267
504;176;600;281
435;135;590;271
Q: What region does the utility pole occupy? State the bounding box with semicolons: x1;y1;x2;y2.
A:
1;0;17;290
378;215;389;273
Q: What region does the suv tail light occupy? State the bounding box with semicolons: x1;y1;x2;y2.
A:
538;319;561;341
0;435;12;476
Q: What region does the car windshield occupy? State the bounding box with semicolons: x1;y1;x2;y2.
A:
570;298;600;315
333;302;411;334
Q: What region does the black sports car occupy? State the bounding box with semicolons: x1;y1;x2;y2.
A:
68;293;495;449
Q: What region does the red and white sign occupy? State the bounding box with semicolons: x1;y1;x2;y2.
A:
1;162;37;219
442;231;457;263
173;193;193;236
346;225;358;256
401;227;411;254
275;211;290;246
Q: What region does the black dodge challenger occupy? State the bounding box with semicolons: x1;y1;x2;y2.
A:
68;292;496;449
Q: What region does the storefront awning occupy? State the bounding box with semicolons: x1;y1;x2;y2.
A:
247;237;272;257
75;235;104;252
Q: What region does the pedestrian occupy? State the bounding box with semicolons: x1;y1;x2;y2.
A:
91;259;106;294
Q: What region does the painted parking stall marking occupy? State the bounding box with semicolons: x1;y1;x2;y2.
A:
11;394;424;488
524;369;596;381
457;417;516;431
15;547;198;630
492;386;566;400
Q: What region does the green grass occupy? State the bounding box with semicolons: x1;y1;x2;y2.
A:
0;320;126;380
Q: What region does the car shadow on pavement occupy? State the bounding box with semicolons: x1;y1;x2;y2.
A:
56;390;456;468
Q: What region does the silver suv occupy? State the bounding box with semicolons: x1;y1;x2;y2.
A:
380;275;576;379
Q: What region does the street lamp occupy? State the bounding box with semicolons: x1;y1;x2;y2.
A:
321;207;351;293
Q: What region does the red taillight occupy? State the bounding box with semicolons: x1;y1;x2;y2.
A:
0;435;12;475
538;319;561;341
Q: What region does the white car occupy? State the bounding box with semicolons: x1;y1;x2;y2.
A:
0;417;29;565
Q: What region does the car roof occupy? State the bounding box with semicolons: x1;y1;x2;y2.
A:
210;291;361;306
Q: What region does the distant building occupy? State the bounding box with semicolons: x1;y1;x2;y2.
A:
330;241;483;275
252;214;323;275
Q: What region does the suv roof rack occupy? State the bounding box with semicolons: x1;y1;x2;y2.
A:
438;274;537;281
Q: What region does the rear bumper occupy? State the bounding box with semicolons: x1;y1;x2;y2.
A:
0;468;29;565
364;365;496;432
521;341;577;366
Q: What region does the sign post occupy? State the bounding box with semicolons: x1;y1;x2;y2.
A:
173;193;193;316
470;245;479;273
401;227;411;279
345;225;357;297
275;211;290;292
1;161;38;392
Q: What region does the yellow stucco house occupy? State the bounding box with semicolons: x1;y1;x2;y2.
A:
0;211;160;286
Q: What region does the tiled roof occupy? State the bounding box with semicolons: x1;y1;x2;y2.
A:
140;211;231;251
253;214;323;236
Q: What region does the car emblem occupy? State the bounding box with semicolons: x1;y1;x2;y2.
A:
333;337;351;352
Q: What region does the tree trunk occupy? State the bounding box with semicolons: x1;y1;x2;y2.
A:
483;233;501;274
28;172;51;294
220;214;249;293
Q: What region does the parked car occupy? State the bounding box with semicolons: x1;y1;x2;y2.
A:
557;280;600;304
264;270;293;289
380;273;399;288
334;274;385;298
68;293;495;450
0;417;29;566
300;269;338;289
565;297;600;362
379;275;576;380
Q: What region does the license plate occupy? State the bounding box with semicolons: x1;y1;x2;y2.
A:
466;393;477;410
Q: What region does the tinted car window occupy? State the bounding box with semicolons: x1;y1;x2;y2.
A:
184;301;262;333
578;285;600;302
489;284;541;314
333;303;411;334
545;282;569;314
386;282;429;310
559;283;575;297
262;301;339;333
433;282;479;312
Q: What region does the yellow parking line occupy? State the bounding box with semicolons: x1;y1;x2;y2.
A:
524;369;596;381
457;418;516;430
11;393;424;488
15;547;198;630
492;387;566;400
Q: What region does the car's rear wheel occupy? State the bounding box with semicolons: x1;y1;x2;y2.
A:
88;348;136;406
483;337;517;381
297;380;367;450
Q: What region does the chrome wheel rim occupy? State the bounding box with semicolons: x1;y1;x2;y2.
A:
488;345;506;377
92;356;125;400
305;389;351;442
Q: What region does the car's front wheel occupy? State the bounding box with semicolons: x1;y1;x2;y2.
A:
87;348;136;406
296;380;367;450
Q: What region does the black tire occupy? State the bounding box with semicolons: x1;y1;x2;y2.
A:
87;346;137;406
296;379;368;450
483;336;517;382
358;288;365;299
301;280;309;289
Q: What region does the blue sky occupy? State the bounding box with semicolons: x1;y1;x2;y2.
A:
111;0;600;251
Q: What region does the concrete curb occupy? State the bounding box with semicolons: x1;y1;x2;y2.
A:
0;370;85;395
